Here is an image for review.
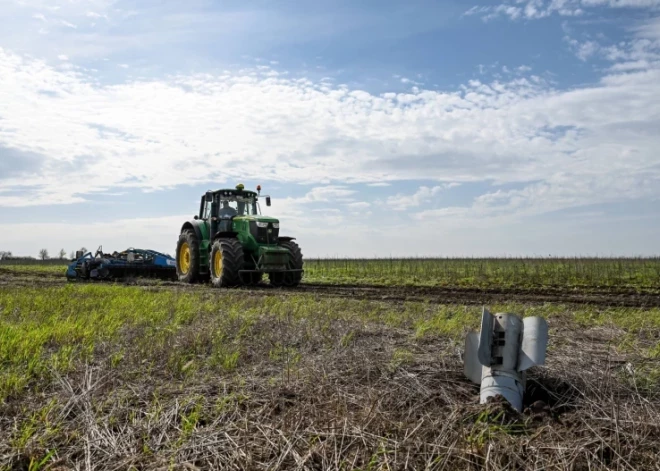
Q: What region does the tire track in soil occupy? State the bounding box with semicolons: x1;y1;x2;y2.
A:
1;270;659;307
252;283;660;308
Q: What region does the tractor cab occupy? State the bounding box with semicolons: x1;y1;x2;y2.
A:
197;188;264;221
195;185;274;236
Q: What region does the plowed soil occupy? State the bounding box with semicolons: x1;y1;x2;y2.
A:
260;282;660;307
2;266;659;307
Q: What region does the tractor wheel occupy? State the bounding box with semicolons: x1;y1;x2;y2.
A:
210;238;244;287
269;240;303;287
176;229;199;283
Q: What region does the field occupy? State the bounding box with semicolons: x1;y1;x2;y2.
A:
0;259;659;470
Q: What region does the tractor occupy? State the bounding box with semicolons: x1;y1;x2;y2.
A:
175;184;303;287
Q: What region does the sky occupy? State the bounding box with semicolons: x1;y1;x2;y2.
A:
0;0;659;258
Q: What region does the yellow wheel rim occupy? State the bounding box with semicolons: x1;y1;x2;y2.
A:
213;250;223;276
179;242;191;274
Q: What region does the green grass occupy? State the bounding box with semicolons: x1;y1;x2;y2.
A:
303;257;660;290
1;283;658;403
0;259;70;267
0;264;64;275
4;257;660;291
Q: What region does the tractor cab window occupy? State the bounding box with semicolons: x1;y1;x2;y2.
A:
202;201;212;219
217;196;260;218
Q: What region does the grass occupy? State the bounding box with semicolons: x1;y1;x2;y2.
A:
0;264;64;275
1;283;659;403
0;262;659;469
304;257;660;290
4;256;660;291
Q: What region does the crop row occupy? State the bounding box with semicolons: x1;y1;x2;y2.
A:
303;257;660;289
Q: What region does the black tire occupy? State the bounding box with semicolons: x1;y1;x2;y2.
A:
269;240;303;287
176;229;199;283
210;238;244;287
240;271;263;286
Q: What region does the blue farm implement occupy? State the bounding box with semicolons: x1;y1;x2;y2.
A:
66;246;177;281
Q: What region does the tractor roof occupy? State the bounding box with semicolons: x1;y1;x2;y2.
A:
211;189;258;197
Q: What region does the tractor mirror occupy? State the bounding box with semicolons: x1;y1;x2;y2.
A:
266;196;271;206
205;191;213;202
194;215;199;220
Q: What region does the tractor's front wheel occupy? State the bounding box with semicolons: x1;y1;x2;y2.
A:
269;240;303;287
210;238;244;287
176;229;199;283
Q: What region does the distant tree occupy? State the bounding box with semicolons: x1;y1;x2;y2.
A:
38;248;49;260
80;247;87;254
0;251;12;260
69;250;75;260
58;249;67;260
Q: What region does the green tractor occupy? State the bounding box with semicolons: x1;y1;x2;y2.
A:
175;184;303;287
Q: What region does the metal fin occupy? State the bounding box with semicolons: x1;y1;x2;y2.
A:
477;307;494;366
518;316;549;371
464;331;482;384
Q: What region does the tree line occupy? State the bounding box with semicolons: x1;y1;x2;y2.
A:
0;248;88;261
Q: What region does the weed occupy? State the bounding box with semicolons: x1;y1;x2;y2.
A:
389;348;414;370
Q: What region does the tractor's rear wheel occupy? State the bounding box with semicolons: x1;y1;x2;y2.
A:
210;238;244;287
269;240;303;287
176;229;199;283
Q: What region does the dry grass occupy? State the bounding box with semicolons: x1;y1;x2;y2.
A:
0;282;659;470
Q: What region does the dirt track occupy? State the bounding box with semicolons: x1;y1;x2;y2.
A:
2;267;659;307
267;282;660;308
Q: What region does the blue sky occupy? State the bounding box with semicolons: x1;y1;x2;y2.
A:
1;0;659;257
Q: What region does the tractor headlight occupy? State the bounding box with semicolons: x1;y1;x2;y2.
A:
273;223;279;229
256;221;268;228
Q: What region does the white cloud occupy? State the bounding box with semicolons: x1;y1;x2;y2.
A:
565;37;600;60
412;170;660;234
400;77;423;86
345;201;371;210
85;11;108;19
608;59;652;71
301;186;356;203
466;0;659;21
0;29;659;227
386;185;458;211
563;17;660;63
583;0;660;6
634;16;660;41
60;20;77;29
